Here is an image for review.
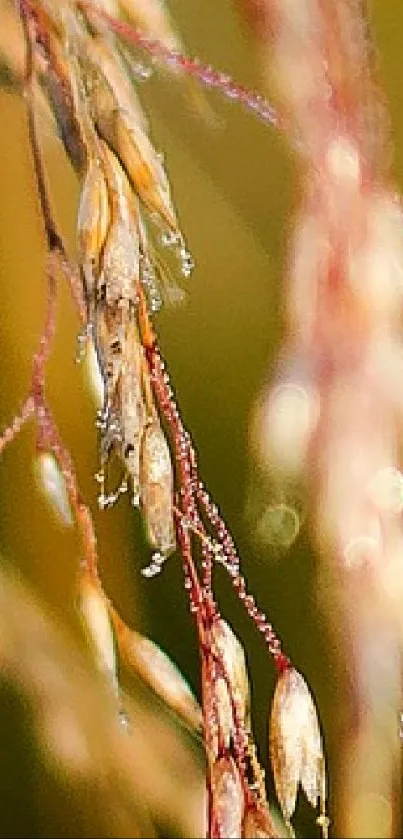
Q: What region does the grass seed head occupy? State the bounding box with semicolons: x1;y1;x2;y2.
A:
269;667;327;834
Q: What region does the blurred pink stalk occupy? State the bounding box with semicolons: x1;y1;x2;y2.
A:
241;1;403;836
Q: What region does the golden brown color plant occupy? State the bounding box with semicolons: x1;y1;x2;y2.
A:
1;1;403;838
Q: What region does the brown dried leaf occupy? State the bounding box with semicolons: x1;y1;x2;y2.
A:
269;668;327;827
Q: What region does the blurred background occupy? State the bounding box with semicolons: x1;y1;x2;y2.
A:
0;0;403;836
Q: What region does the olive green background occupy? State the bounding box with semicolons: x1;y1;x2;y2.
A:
0;1;402;836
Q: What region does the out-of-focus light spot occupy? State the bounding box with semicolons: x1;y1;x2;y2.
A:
259;383;319;474
256;503;300;549
343;535;379;569
348;193;403;320
368;466;403;514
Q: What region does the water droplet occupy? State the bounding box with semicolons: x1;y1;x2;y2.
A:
97;477;128;510
200;66;215;86
118;709;131;731
75;327;88;364
95;409;107;431
150;297;162;312
141;562;161;578
94;469;105;484
180;247;195;277
224;85;239;100
317;813;331;838
141;258;163;312
131;491;140;507
161;230;181;248
131;62;153;81
141;552;167;578
216;72;231;86
98;493;107;510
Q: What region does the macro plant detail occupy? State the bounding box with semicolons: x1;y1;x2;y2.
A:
1;0;403;838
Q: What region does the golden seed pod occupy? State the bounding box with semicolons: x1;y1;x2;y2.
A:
83;40;179;233
211;755;245;839
93;313;148;507
117;622;202;733
119;320;147;504
269;667;328;835
84;35;149;133
140;420;176;556
213;619;251;731
99;143;141;307
203;619;252;755
77;157;111;304
78;573;118;694
100;101;178;233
